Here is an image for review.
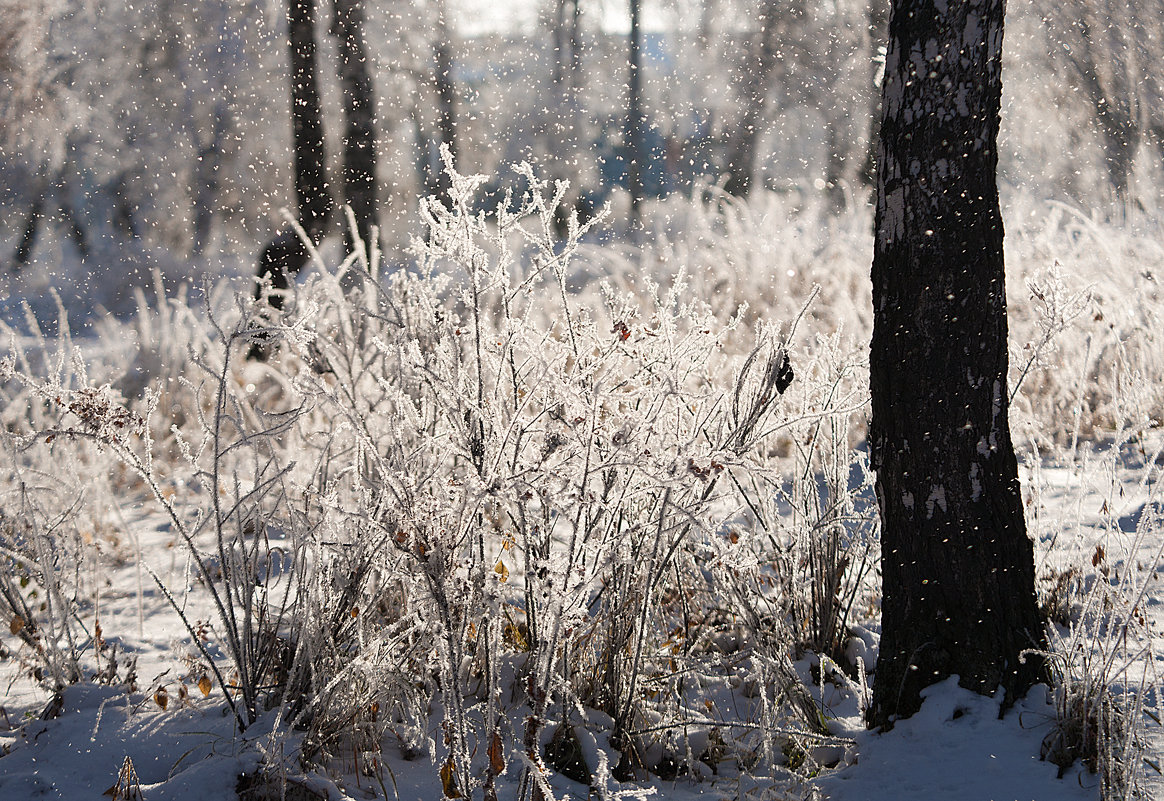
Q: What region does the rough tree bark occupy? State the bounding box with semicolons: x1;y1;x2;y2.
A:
859;0;890;189
867;0;1048;727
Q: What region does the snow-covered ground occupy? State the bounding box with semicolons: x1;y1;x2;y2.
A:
1;453;1157;800
820;448;1164;801
1;191;1161;801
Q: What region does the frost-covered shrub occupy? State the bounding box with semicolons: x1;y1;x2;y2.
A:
0;162;876;799
6;159;1162;799
1004;198;1164;449
0;313;141;694
237;159;872;795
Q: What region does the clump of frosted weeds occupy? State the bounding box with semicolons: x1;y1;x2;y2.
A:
1;157;876;798
1005;200;1164;446
239;154;872;797
1024;364;1163;800
0;308;140;697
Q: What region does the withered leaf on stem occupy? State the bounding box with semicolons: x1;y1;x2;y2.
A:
488;732;505;775
440;758;463;798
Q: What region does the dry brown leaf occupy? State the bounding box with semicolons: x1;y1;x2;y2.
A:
488;732;505;775
440;758;462;798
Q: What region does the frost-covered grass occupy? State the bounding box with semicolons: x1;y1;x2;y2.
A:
0;170;1161;800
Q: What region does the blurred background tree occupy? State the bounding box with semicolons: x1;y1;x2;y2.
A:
3;0;1163;285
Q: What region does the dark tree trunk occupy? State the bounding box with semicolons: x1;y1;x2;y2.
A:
430;3;458;210
332;0;378;257
191;101;230;257
550;0;582;159
1132;7;1164;180
13;192;45;270
256;0;330;311
824;125;847;211
290;0;332;239
722;0;782;198
110;174;140;240
1074;14;1138;200
61;198;90;258
1051;0;1140;201
1094;96;1139;199
552;0;567;89
626;0;644;223
549;0;584;238
568;0;581;121
867;0;1048;728
860;0;890;189
13;171;91;271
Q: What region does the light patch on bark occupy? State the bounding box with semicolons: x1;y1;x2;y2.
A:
883;45;903;118
986;15;1003;63
964;13;982;52
955;88;970;116
989;379;1002;452
880;186;906;245
924;37;940;63
926;485;947;518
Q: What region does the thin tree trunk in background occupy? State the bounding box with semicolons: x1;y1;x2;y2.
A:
552;0;582;163
12;192;45;271
860;0;889;189
824;125;847;210
723;0;782;198
547;0;569;172
61;198;90;257
867;0;1048;728
256;0;331;311
698;0;716;55
569;0;581;128
1094;93;1139;199
626;0;643;224
823;0;873;211
552;0;566;89
191;101;229;257
549;0;584;237
332;0;378;256
431;0;458;209
186;0;238;258
110;173;139;240
11;172;91;271
290;0;331;239
1050;0;1140;201
1074;10;1138;200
